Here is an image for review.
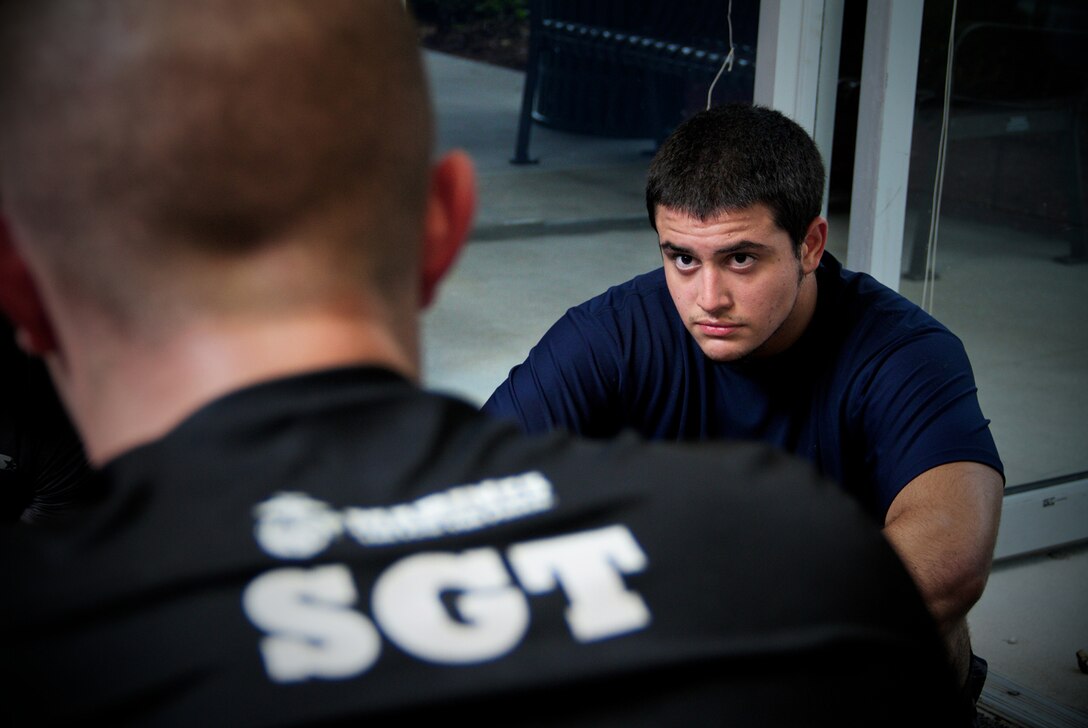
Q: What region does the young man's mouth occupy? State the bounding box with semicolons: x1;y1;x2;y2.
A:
695;321;743;336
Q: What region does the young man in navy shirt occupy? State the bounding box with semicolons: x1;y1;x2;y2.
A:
485;104;1004;707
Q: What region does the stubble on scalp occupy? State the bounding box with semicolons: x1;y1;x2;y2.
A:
0;0;432;324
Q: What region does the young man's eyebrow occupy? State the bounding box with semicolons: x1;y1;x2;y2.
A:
659;240;774;256
659;242;693;255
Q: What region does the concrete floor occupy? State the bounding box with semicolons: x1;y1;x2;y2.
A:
420;51;1088;721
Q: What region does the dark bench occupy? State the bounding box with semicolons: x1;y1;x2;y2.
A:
511;0;757;164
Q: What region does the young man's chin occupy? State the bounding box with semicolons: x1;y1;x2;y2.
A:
696;339;756;363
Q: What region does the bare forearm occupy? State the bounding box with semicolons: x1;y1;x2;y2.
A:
882;462;1004;632
882;515;988;631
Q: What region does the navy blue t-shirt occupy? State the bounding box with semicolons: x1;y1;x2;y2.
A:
483;254;1003;518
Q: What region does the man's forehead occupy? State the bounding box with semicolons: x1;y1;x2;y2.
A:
654;203;785;237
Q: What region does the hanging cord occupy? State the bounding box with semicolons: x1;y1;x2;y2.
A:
706;0;736;110
922;0;959;313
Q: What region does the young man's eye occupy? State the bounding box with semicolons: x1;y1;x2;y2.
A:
675;254;697;270
731;253;756;267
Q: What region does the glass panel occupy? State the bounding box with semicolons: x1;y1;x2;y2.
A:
826;0;868;261
902;0;1088;487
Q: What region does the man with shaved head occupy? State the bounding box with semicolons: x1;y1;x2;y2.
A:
0;2;966;725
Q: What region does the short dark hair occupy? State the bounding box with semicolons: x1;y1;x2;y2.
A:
645;103;825;249
0;0;431;320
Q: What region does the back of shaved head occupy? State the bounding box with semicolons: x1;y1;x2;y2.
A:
0;0;431;323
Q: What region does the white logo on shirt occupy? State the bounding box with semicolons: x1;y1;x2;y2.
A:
254;492;343;559
242;524;652;683
252;472;555;558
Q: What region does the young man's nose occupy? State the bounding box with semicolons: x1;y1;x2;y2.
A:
696;268;732;313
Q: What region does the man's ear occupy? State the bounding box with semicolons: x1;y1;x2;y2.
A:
420;150;476;308
0;215;58;355
800;216;828;275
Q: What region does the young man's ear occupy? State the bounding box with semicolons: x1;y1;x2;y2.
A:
0;214;57;355
800;216;828;275
420;150;476;308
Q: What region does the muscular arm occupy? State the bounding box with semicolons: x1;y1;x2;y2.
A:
883;461;1003;683
883;461;1003;632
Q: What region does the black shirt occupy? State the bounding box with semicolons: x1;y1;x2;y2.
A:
2;367;962;726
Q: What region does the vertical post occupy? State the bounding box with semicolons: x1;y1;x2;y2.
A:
753;0;828;135
846;0;924;289
754;0;843;218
